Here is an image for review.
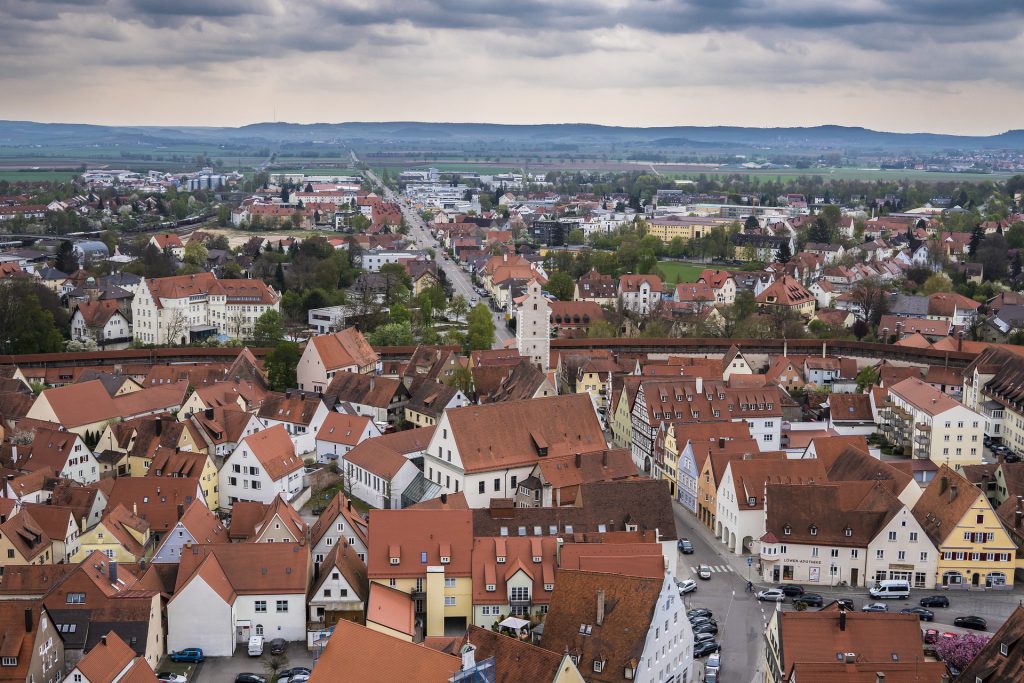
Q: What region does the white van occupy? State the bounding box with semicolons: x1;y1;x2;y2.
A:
248;635;264;656
869;580;910;599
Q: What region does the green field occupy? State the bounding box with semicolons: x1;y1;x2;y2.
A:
269;167;360;176
664;167;1015;184
0;170;81;182
656;261;704;283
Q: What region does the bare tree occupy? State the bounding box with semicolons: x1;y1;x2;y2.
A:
849;277;889;327
163;309;188;345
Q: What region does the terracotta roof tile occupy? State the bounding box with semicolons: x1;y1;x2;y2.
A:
310;327;378;371
238;424;302;481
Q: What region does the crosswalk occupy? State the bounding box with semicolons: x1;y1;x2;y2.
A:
690;565;734;573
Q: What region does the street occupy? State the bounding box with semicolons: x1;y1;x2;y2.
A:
672;499;1022;682
362;168;513;349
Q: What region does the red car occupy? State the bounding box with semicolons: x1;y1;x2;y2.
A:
923;629;938;644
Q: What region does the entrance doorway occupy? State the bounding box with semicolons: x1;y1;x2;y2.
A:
972;573;980;587
850;568;859;586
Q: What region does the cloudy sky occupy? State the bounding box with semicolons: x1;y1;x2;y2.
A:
2;0;1023;134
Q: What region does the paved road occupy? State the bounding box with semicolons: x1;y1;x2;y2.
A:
362;168;513;349
673;502;766;682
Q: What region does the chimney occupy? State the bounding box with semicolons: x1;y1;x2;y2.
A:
596;589;605;626
602;450;608;467
939;475;948;494
695;376;703;394
205;407;214;419
875;674;885;683
177;504;185;520
109;561;118;584
347;499;352;512
440;493;448;505
155;419;162;436
24;607;33;633
369;377;375;391
575;452;582;469
838;610;846;632
132;502;137;516
950;484;958;503
718;437;725;449
101;635;107;647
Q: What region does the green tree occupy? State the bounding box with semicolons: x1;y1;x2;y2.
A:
775;240;792;264
183;241;208;268
217;204;232;227
265;341;301;391
567;228;585;245
922;273;953;295
547;272;575;301
251;310;285;347
447;295;470;322
0;281;64;354
855;365;880;392
466;303;496;350
55;240;79;274
587;319;618;339
368;321;415;346
444;365;475;395
976;234;1010;281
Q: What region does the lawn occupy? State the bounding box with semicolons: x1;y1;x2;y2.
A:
656;261;705;283
0;169;81;182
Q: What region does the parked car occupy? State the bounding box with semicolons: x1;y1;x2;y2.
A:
834;598;856;610
234;676;266;683
694;631;717;645
1006;453;1022;463
756;589;786;602
862;603;889;612
157;674;186;683
687;608;713;620
689;616;715;629
677;579;697;595
776;584;805;597
694;641;721;658
168;649;204;663
278;669;311;680
677;539;694;554
900;607;935;621
919;595;950;608
697;565;712;580
704;669;719;683
923;629;939;645
268;639;287;656
693;621;719;636
794;593;823;607
706;653;721;672
954;616;987;631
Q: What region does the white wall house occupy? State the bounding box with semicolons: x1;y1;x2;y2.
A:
314;413;381;464
219;425;304;508
635;575;694;683
70;302;132;347
344;446;420;510
20;428;100;485
257;395;330;455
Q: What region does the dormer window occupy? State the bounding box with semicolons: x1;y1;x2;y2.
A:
748;496;756;506
545;583;554;591
810;525;818;536
844;527;852;537
497;556;506;564
783;525;791;536
1;657;16;667
594;660;605;673
486;584;496;592
440;556;450;564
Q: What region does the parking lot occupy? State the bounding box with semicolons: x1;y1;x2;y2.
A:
173;643;315;683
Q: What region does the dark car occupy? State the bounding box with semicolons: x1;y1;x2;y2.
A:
776;584;805;597
234;675;266;683
688;608;713;620
1006;453;1022;463
694;641;721;658
954;616;987;631
835;598;856;610
677;539;694;554
168;649;204;663
278;669;311;680
693;621;719;636
900;607;935;621
919;595;950;608
794;593;823;607
694;631;717;645
689;616;715;629
268;638;287;656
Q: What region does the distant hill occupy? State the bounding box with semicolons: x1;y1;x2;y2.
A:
1;119;1023;152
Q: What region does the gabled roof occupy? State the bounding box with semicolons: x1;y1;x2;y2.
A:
912;465;986;547
310;539;368;604
74;300;126;329
255;495;308;541
461;625;567;683
445;394;604;473
257;391;324;426
75;630;138;683
366;509;473;579
344;439;412;481
764;482;902;547
827;394;874;422
310;491;368;549
540;569;663;683
20;426;82;473
618;273;663;293
236;424;302;481
316;411;374;446
310;327;378;371
32;380;118;428
174;543;309;596
405;381;462;420
174;500;228;545
323;372;405;409
726;459;827;511
888;377;962;415
0;509;51;561
308;617;458;683
99;477;201;535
